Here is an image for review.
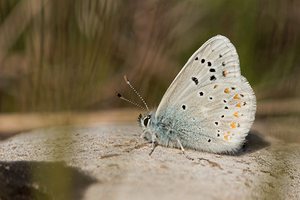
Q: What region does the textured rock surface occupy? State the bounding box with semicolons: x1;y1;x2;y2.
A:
0;123;299;199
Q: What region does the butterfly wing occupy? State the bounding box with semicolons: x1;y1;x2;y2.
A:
156;35;242;116
155;35;256;153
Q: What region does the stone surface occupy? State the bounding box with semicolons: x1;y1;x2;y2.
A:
0;123;299;199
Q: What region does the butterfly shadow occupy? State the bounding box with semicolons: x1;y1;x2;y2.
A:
232;130;270;156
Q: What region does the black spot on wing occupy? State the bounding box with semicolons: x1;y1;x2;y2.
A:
210;75;216;81
191;77;198;85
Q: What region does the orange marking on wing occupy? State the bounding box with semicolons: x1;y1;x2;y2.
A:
223;71;227;77
224;135;229;140
224;88;230;93
230;122;236;128
236;103;242;107
233;112;239;118
227;131;231;134
234;94;241;99
214;85;218;88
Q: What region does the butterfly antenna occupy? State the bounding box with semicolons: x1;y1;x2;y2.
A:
124;75;149;111
116;93;146;110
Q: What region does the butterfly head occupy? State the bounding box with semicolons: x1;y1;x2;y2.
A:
138;111;158;143
139;113;152;128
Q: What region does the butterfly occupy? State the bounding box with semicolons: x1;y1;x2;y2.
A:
120;35;256;156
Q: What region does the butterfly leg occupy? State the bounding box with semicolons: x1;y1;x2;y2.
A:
176;138;194;161
149;142;158;156
140;131;146;139
149;132;158;156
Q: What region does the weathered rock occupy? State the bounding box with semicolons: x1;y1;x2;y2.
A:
0;124;299;200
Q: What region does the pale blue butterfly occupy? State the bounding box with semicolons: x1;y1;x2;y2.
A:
119;35;256;157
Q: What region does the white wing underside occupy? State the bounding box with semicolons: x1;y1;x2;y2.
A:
155;35;256;153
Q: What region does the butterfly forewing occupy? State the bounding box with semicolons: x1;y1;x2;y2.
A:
156;35;242;117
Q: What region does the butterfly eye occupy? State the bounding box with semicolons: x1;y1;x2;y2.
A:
143;117;150;127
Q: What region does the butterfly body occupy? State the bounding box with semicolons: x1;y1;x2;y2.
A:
139;35;256;154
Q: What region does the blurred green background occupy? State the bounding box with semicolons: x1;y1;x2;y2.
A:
0;0;299;113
